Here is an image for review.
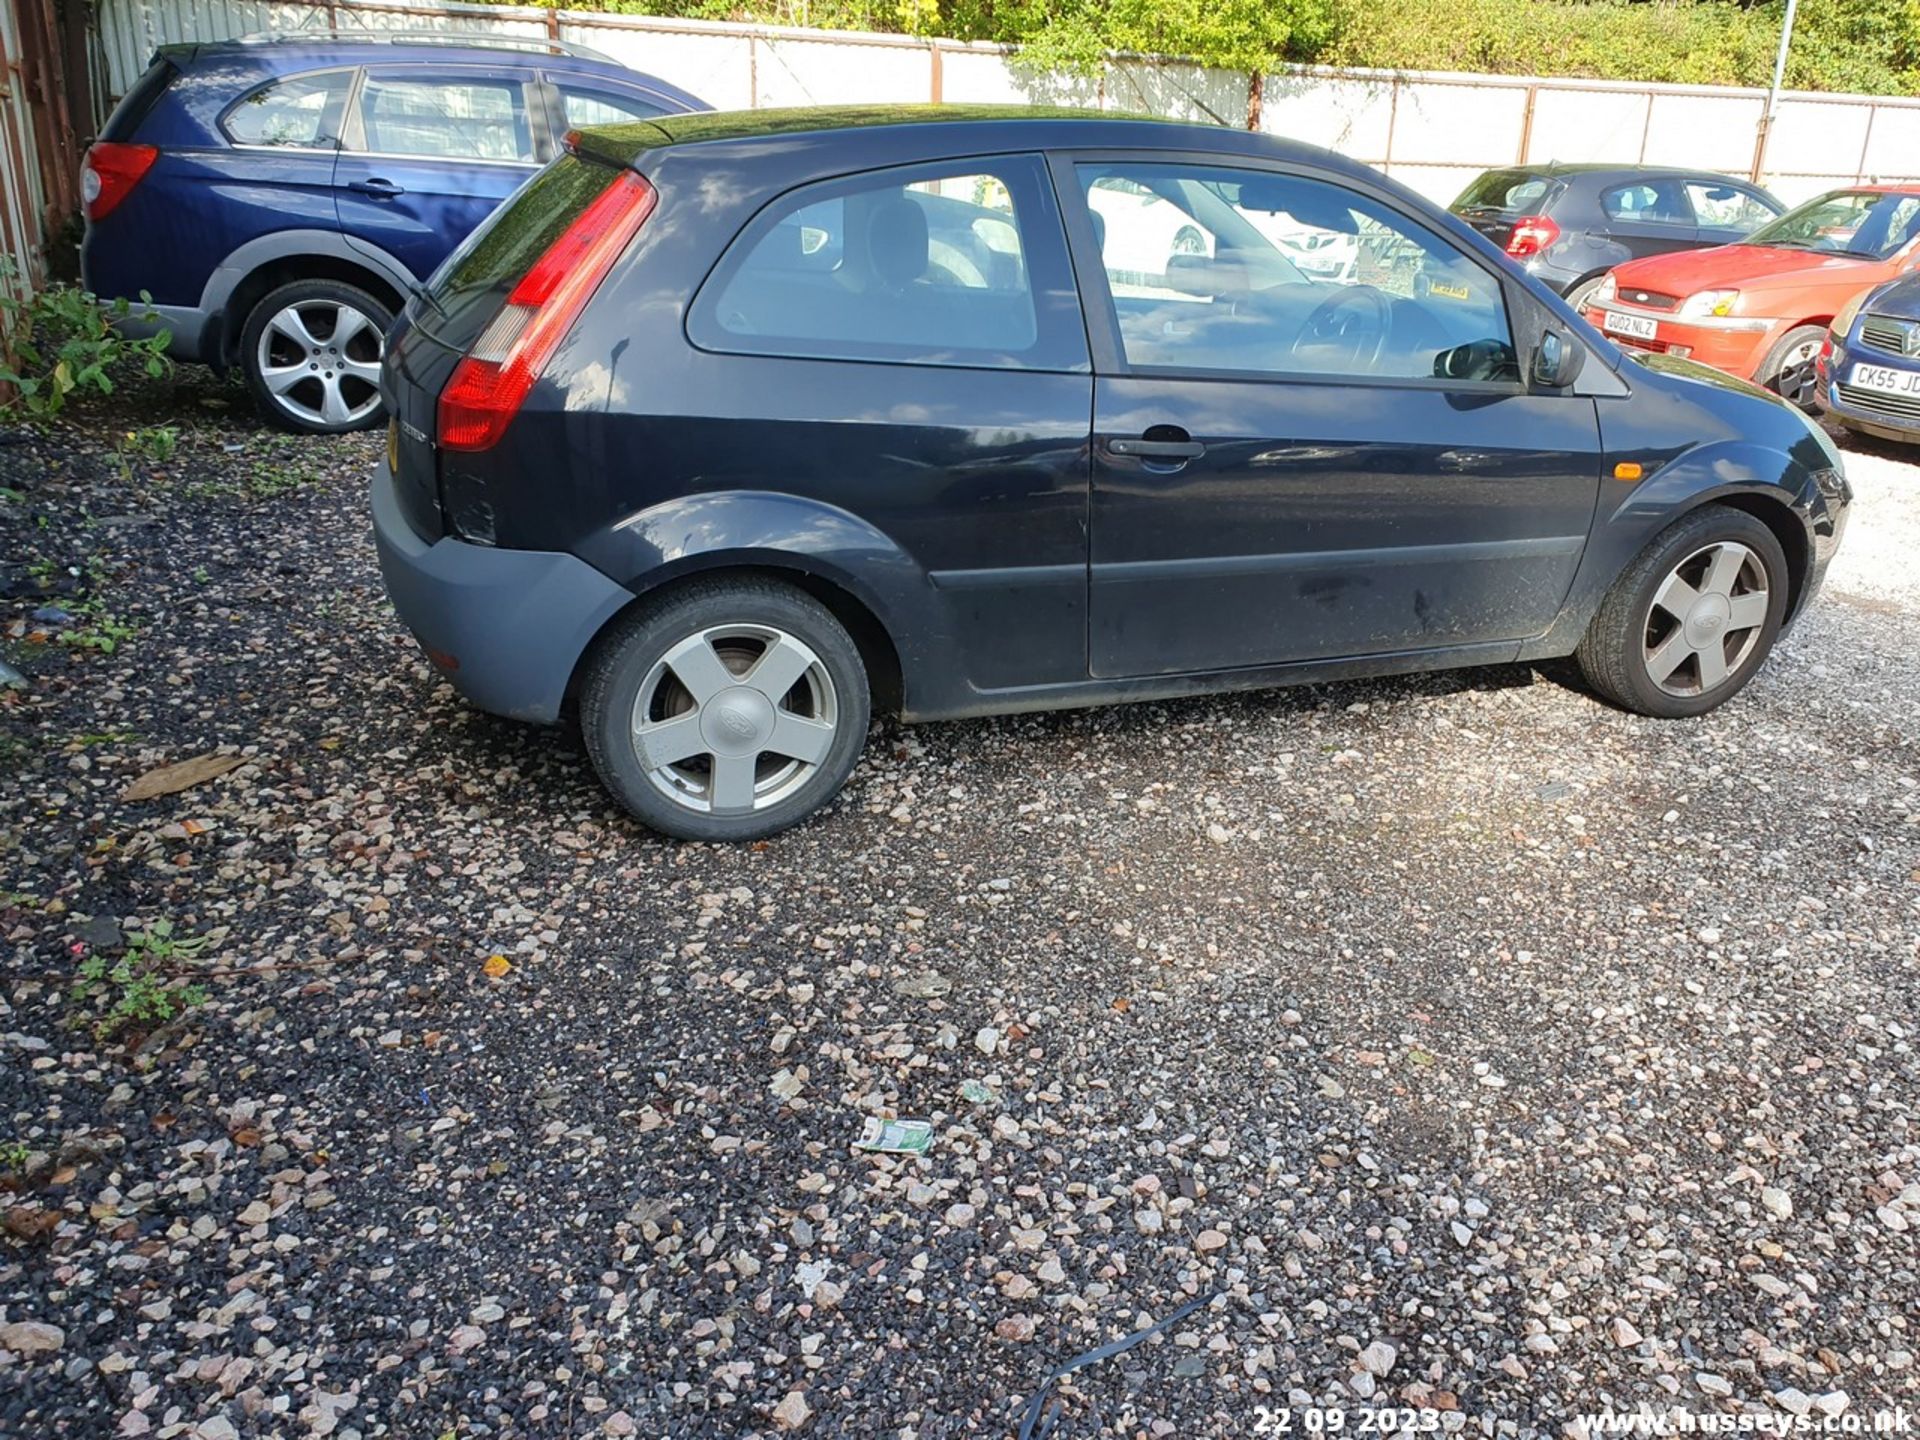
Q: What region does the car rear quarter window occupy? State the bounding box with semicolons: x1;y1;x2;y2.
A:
222;70;353;148
688;158;1085;371
560;87;670;127
1601;180;1691;224
359;74;534;162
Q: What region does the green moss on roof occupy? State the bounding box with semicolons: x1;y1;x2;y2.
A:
565;103;1169;167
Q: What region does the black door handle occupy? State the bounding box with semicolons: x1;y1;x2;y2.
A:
350;178;405;198
1109;435;1204;459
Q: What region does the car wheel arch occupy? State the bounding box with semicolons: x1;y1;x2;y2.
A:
1616;483;1812;621
203;231;413;367
567;556;907;721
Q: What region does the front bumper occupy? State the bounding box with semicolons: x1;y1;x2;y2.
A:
370;460;633;725
1581;303;1775;379
1816;339;1920;444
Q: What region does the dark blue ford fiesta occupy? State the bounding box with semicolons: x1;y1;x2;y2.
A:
373;105;1851;841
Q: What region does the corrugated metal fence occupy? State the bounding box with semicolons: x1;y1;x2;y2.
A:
85;0;1920;207
0;0;50;303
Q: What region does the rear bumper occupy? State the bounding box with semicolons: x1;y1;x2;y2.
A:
117;303;213;366
370;459;633;725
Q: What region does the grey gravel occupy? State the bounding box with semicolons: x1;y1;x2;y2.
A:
2;374;1918;1437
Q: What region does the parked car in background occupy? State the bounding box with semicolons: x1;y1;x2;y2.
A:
1451;164;1783;311
1818;272;1920;444
80;32;707;433
372;106;1848;842
1582;185;1920;405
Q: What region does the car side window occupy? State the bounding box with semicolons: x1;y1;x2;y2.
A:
1077;162;1518;384
222;71;352;148
690;160;1082;371
358;74;534;162
1687;182;1777;231
560;87;669;127
1601;181;1691;225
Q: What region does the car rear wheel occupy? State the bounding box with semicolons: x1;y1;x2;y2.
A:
581;578;871;841
1575;504;1789;718
1760;324;1827;410
241;279;392;435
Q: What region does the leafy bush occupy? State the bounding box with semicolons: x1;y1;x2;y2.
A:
0;267;173;420
513;0;1920;95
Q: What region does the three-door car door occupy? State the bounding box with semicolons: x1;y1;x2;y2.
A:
675;153;1094;693
1055;155;1604;679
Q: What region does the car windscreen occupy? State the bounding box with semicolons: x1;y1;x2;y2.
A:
1745;190;1920;259
1452;170;1553;214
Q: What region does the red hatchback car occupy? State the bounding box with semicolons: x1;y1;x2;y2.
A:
1583;185;1920;404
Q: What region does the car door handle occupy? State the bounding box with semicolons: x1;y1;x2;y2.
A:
1109;436;1205;459
349;178;405;199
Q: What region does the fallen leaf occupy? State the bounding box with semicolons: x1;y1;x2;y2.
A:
482;954;511;979
4;1207;58;1239
121;752;243;802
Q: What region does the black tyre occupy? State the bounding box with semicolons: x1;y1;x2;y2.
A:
1759;323;1826;409
1576;504;1789;718
1562;275;1606;315
240;279;392;435
581;578;871;841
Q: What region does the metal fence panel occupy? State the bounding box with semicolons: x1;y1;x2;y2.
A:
88;0;1920;205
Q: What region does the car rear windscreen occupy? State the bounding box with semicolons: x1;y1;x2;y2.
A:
1453;170;1554;214
100;56;179;142
416;155;618;340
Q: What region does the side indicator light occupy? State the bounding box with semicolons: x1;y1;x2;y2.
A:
1613;462;1644;482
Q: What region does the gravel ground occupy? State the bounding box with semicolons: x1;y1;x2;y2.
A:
2;371;1917;1439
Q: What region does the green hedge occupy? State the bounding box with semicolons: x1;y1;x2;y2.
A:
519;0;1920;96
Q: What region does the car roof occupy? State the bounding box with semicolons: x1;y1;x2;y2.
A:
570;103;1360;176
157;34;709;113
1484;162;1748;181
166;34;651;78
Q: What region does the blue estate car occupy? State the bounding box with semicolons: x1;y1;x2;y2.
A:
1819;272;1920;445
79;33;707;433
372;107;1851;841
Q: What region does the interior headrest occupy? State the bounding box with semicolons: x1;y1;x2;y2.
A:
868;196;928;287
1089;209;1106;254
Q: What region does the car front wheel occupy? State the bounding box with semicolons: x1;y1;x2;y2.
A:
581;578;871;841
240;279;391;434
1575;504;1790;718
1760;324;1827;410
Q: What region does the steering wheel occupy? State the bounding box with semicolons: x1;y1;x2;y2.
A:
1290;286;1392;372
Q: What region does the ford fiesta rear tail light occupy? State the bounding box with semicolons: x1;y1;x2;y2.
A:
81;142;159;222
437;171;657;452
1505;214;1560;259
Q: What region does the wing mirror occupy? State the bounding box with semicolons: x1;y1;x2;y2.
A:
1533;326;1585;389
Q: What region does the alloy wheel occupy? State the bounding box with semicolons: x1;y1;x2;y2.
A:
1641;540;1770;698
1774;337;1821;406
255;301;384;429
631;624;840;816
